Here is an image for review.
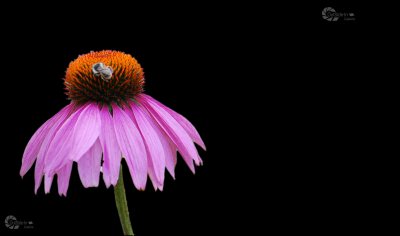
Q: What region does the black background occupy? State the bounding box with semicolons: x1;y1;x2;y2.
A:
0;2;371;235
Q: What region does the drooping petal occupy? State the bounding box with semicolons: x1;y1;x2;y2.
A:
44;174;54;194
99;107;121;187
123;107;162;190
139;94;206;150
69;104;101;162
43;106;84;174
78;139;102;188
32;104;74;193
45;103;101;175
130;103;166;185
138;95;201;173
112;104;147;190
147;158;163;191
21;121;52;178
20;105;72;177
129;102;177;180
165;141;178;179
57;161;73;196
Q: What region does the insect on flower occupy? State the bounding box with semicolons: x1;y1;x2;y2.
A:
92;62;113;81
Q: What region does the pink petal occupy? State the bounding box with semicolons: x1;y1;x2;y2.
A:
43;106;83;174
139;94;206;150
44;174;54;194
21;121;51;177
147;159;163;191
138;95;201;173
166;141;178;179
130;103;166;185
124;107;164;191
112;104;147;190
20;105;72;177
31;104;73;193
69;104;101;161
78;139;103;188
99;107;121;187
45;103;101;175
57;161;73;196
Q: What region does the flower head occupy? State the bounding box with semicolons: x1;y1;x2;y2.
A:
21;50;205;195
65;50;144;104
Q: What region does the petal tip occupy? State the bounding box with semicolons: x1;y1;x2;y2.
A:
199;143;207;151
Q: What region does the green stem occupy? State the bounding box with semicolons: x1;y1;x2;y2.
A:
114;167;134;236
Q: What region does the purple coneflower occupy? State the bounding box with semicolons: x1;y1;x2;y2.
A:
20;50;206;235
